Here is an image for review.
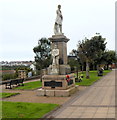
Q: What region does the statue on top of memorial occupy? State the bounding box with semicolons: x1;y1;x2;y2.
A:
54;5;63;35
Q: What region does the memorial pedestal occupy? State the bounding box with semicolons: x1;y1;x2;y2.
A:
37;85;78;97
37;73;78;97
42;74;75;90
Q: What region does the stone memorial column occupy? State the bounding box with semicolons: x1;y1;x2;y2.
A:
48;35;71;75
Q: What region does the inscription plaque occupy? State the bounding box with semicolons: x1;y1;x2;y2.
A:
44;80;62;88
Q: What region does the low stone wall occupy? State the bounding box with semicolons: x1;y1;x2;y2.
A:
24;75;41;81
1;75;41;85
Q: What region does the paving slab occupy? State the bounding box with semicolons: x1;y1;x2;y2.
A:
47;70;116;118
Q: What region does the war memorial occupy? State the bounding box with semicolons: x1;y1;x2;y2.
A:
38;5;78;97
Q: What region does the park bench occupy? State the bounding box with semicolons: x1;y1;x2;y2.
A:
98;69;103;76
5;78;24;89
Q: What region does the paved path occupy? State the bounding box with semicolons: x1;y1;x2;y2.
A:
48;70;116;118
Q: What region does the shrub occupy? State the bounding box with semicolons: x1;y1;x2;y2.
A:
2;73;17;81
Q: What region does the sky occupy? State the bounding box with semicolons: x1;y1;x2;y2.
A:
0;0;116;61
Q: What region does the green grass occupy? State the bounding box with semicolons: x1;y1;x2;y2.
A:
75;70;112;86
2;101;59;118
13;81;42;90
13;70;112;89
0;93;20;98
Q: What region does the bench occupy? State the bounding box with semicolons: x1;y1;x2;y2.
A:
5;78;24;89
98;70;103;76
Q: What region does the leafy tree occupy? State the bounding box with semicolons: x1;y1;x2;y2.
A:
78;38;92;78
90;35;107;70
33;38;51;79
102;50;117;69
68;50;81;80
77;34;106;78
68;57;78;72
2;74;17;81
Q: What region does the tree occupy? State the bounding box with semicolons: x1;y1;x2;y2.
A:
68;49;81;80
78;38;92;78
77;34;106;78
33;38;51;79
89;34;107;70
102;50;117;69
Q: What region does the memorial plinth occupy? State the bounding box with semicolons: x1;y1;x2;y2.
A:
38;73;78;97
42;74;75;90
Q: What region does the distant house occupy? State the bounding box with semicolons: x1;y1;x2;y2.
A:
110;63;116;69
30;63;36;71
30;63;36;75
0;61;33;66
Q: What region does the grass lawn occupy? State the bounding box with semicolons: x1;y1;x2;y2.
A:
0;92;20;98
13;81;42;90
2;101;59;118
75;70;112;86
13;70;112;89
